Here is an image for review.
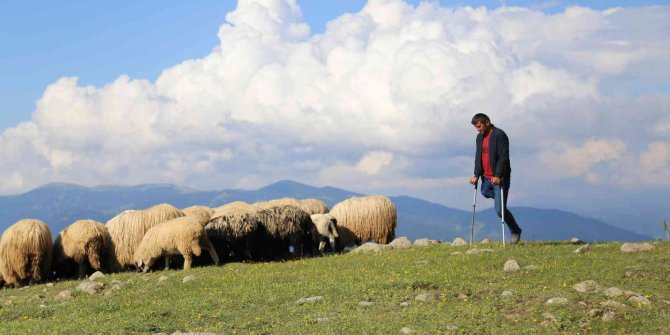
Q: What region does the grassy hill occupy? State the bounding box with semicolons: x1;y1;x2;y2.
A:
1;241;668;334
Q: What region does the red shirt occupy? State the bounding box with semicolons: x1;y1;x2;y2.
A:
482;131;494;179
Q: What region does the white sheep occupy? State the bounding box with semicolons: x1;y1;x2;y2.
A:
134;216;219;272
309;214;339;253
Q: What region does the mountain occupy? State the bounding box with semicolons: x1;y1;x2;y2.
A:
0;180;653;242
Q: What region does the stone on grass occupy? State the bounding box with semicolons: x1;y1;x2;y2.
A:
55;290;73;300
159;276;169;282
352;242;384;253
296;296;324;305
399;302;410;307
182;275;196;283
359;301;374;307
415;293;437;302
466;248;494;255
480;238;491;244
401;326;413;334
77;281;105;295
451;238;468;247
389;237;412;250
111;284;122;291
573;280;601;293
89;271;105;281
603;287;624;298
46;283;54;287
574;243;592;253
501;290;513;297
620;242;655;252
413;238;440;247
588;309;603;318
628;295;651;305
600;300;627;308
601;311;616;322
503;259;520;272
570;237;583;244
546;297;568;305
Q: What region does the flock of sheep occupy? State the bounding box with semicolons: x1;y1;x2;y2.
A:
0;195;397;288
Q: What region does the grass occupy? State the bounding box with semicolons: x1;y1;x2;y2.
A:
1;241;669;334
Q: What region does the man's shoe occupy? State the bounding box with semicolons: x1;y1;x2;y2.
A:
510;231;522;245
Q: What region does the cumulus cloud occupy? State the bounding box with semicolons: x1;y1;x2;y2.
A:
0;0;668;207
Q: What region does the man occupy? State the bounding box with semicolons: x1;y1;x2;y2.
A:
469;113;522;244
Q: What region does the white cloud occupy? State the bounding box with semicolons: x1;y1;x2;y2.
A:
0;0;668;205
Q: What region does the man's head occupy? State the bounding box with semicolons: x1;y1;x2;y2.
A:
471;113;492;135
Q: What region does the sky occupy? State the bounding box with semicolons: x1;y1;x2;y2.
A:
1;0;669;227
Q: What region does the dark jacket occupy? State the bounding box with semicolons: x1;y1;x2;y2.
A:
474;126;511;182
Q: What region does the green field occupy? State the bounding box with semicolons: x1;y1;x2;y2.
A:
1;241;668;334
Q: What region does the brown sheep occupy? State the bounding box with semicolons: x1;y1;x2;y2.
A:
106;203;185;271
329;195;397;249
253;204;312;258
0;219;53;287
53;220;111;279
134;216;219;272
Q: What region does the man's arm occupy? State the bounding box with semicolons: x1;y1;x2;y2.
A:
494;130;510;179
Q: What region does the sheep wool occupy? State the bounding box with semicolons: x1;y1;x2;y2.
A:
255;205;311;257
206;206;261;260
183;205;215;227
212;201;254;218
134;216;219;272
0;219;53;287
329;195;397;247
54;219;111;278
106;203;185;271
300;198;329;215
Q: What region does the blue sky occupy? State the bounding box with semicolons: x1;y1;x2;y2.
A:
0;0;668;234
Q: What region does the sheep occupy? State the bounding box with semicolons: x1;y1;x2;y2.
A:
212;201;254;218
134;216;219;272
309;214;339;254
106;203;185;271
329;195;397;249
253;205;312;258
53;220;111;279
183;205;215;226
205;206;262;261
254;198;328;215
0;219;53;287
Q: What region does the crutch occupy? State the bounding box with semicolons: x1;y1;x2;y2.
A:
500;180;506;248
470;179;478;245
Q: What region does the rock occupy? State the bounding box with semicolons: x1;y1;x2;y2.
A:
503;259;520;272
546;297;568;305
573;280;601;293
389;237;412;250
451;238;468;247
624;290;641;297
480;238;491;244
501;290;513;297
601;311;616;322
399;302;410;307
77;282;105;295
296;296;324;305
466;248;494;255
413;238;440;247
89;271;105;281
55;290;73;300
415;293;437;302
620;242;655;252
603;287;624;298
182;275;196;283
359;301;374;307
542;312;557;322
574;243;592;253
352;242;383;253
46;283;54;287
103;290;114;297
629;295;651;305
524;265;539;270
401;327;413;334
600;300;627;308
33;294;45;301
111;284;122;291
111;279;123;285
159;276;169;282
570;237;583;244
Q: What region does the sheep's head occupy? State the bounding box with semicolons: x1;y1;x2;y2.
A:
136;258;155;273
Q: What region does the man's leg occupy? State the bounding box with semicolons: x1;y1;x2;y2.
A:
493;182;522;242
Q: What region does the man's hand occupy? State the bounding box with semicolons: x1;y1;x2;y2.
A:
469;176;479;185
491;177;501;185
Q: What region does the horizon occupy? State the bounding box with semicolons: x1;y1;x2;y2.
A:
1;0;668;231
